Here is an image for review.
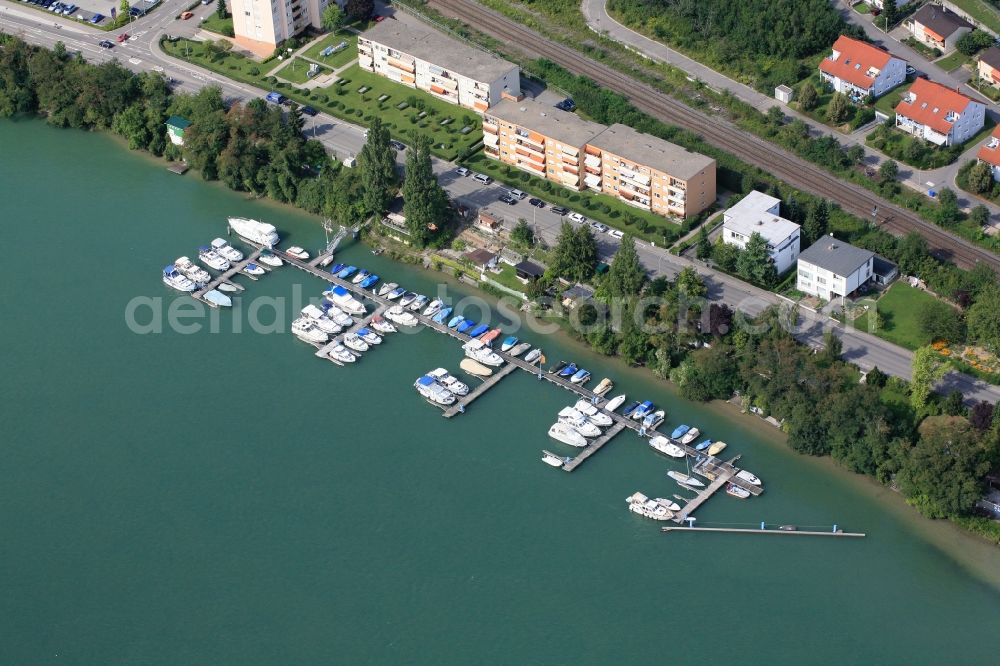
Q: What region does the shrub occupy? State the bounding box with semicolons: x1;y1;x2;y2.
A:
249;66;260;76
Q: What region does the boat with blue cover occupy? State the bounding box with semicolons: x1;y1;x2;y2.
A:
323;284;366;315
337;265;357;279
621;401;642;417
642;410;666;429
558;363;578;378
447;315;465;328
360;274;379;289
162;265;196;292
670;424;690;440
456;319;476;334
433;307;453;324
500;336;518;352
329;263;345;275
409;295;429;312
631;401;654;420
203;290;232;307
694;439;712;452
570;368;591;384
468;324;490;338
387;286;406;300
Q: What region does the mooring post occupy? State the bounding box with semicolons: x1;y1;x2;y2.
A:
458;404;465;414
833;524;838;533
760;521;766;530
686;517;696;528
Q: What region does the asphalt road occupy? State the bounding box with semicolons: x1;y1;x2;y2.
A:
2;0;998;403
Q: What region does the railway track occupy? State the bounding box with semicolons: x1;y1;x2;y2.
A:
427;0;999;272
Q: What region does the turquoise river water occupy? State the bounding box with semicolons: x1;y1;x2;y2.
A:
1;120;999;664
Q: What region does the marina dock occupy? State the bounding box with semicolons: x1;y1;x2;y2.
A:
313;303;388;364
661;526;866;538
561;420;627;472
192;248;261;302
442;363;517;417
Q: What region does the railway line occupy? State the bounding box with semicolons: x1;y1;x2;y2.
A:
427;0;999;272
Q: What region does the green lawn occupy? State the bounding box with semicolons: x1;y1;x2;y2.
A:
948;0;1000;35
199;15;233;37
853;282;941;350
873;82;910;117
935;50;971;73
302;33;359;70
463;153;685;246
162;37;267;88
853;2;870;14
277;58;331;85
866;117;996;169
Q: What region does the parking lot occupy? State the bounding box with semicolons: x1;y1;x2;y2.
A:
14;0;160;27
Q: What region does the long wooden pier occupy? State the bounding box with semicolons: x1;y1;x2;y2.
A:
672;469;734;523
661;526;866;538
192;248;261;302
561;420;627;472
442;362;517;417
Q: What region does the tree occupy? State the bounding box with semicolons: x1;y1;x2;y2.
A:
917;300;965;344
803;198;829;244
708;303;734;337
321;4;346;32
736;232;778;286
957;29;995;56
821;329;843;363
401;133;448;247
550;222;597;283
967;284;1000;352
510;219;534;247
357;116;396;219
966;161;993;194
846;144;865;165
711;239;739;272
968;204;990;229
798;82;818;112
675;266;707;300
969;401;995;431
898;416;990;517
883;0;897;26
120;0;129;18
695;225;712;260
606;234;645;297
826;92;850;124
935;188;961;226
911;345;947;413
216;0;227;19
787;402;830;455
896;232;929;275
344;0;374;21
878;159;898;183
865;366;887;388
941;390;967;416
766;105;785;126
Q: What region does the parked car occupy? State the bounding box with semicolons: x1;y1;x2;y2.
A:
116;33;129;43
455;166;471;177
89;13;104;23
608;229;624;239
555;98;576;112
905;65;917;76
528;198;544;208
508;188;527;200
389;140;406;151
180;10;193;19
568;212;587;224
374;14;386;22
265;91;286;105
98;39;114;48
590;222;609;233
473;173;492;185
550;206;569;216
300;105;318;116
498;194;517;205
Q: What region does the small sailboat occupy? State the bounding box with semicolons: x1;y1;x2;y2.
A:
509;342;531;357
258;249;283;267
542;450;571;468
524;348;543;364
378;282;398;297
649;435;685;458
547;422;588;448
460;358;493;377
736;470;761;486
352;269;370;284
337;265;357;279
456;319;476;334
211;237;243;262
243;262;265;276
423;299;444;317
569;368;591;384
726;483;750;499
285;246;309;260
558;363;578;378
468;323;490;338
432;307;453;324
604;394;626;412
162;265;196;292
500;336;518;352
198;246;230;271
360;274;379;289
593;378;613;396
667;470;705;488
217;282;239;293
447;315;465;329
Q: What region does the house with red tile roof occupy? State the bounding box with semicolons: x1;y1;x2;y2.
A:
894;78;985;146
976;126;1000;180
819;36;907;100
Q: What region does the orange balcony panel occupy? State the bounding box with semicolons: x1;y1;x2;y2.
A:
473;100;489;112
520;159;545;173
400;73;415;84
528;130;545;144
429;84;447;95
585;145;601;156
387;58;415;73
562;164;578;175
483;123;499;134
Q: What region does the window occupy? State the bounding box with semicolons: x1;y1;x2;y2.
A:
817;277;827;285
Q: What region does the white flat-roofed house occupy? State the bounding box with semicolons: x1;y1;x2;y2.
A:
819;36;907;101
796;236;875;301
722;191;801;274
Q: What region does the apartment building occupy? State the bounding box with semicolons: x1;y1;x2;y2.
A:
722;191;801;274
358;21;520;112
819;35;907;101
796;236;875;301
585;124;716;219
894;78;985;146
230;0;335;57
483;98;605;189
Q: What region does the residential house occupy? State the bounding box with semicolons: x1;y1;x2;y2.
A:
894;77;985;146
819;36;907;101
907;4;973;52
165;116;191;146
796;236;876;301
499;247;523;266
976;125;1000;180
484;97;605;189
463;248;498;273
230;0;337;57
722;190;801;274
514;260;545;281
868;0;910;9
872;255;900;287
560;284;593;309
358;20;521;112
475;211;503;235
977;46;1000;88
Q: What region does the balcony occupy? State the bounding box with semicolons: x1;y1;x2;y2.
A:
559;171;580;187
514;141;544;158
387;57;415;74
483;132;499;147
483;123;499;135
515;146;545;165
584;173;603;190
584;154;601;169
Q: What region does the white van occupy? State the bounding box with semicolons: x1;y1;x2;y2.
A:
508;189;527;200
473;173;493;185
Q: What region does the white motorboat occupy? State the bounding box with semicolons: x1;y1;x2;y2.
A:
541;450;570;468
626;492;673;521
357;327;382;345
642;409;666;430
593;378;614;396
547;422;588;448
243;263;265;276
285;246;309;260
557;407;602;438
409;294;429;312
162;265;196;292
398;291;417;307
217;282;239;293
351;269;370;285
370;315;396;334
203;289;232;307
322;304;354;327
655;497;682;512
422;298;444;317
680;427;701;445
301;304;342;335
603;394;626;412
198;246;230;271
385;305;418;327
324;285;366;316
174;256;211;285
414;375;455;405
726;483;751;499
736;470;761;486
328;344;356;364
667;470;705;488
523;348;543;364
463;339;504;367
343;333;369;352
258;249;283;267
211;237;243;262
291;317;328;344
509;342;531;357
573;400;613;427
228;216;280;246
377;282;398;297
427;368;469;396
648;435;685;458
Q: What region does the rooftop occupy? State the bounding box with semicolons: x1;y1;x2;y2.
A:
895;77;975;134
979;45;1000;72
799;235;875;277
819;35;901;90
723;191;800;243
360;20;519;82
487;97;605;147
514;260;545;277
976;125;1000;167
912;4;973;39
464;248;497;266
166;115;191;129
587;123;715;181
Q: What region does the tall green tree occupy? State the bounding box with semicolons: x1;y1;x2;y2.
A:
551;222;597;283
736;232;778;286
910;345;947;413
321;4;346;32
357;117;397;219
803;198;829;245
967;284;1000;352
917;300;965;344
966;161;993;194
606;234;645;297
696;225;712;260
935;188;961;226
826;92;850;124
798;82;818;112
216;0;227;19
675;266;707;300
510;219;534;247
878;159;898;183
401;133;448;247
344;0;374;21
